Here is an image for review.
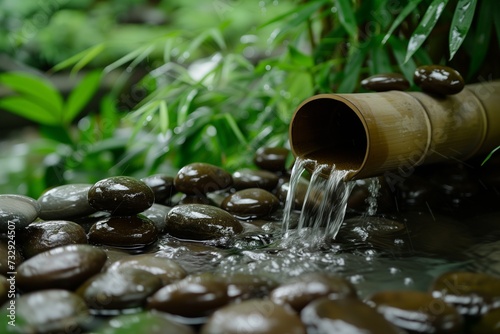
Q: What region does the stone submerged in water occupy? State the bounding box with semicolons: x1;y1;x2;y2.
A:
221;188;280;219
0;194;40;232
165;204;243;241
88;215;158;250
0;289;89;334
17;244;107;292
366;290;463;333
88;176;155;215
20;220;88;258
37;184;96;220
301;297;403;334
107;254;187;285
77;267;163;313
361;73;410;92
201;299;306;334
414;65;464;95
430;271;500;316
174;162;233;195
270;272;357;312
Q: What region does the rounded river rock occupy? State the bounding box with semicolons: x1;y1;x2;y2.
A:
38;184;96;220
174;163;233;195
165;204;243;241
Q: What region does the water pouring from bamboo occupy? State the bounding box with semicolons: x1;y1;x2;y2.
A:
289;81;500;180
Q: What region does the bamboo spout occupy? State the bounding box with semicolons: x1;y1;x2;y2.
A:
289;81;500;180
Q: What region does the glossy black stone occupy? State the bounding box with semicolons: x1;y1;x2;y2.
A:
361;73;410;92
88;176;155;215
414;65;464;95
253;147;290;172
165;204;243;241
174;163;232;195
38;184;96;220
232;169;279;191
141;174;177;203
0;194;40;232
221;188;280;219
88;215;158;250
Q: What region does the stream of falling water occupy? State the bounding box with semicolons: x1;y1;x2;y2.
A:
281;157;355;242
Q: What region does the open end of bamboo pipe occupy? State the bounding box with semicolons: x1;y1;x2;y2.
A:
289;95;368;180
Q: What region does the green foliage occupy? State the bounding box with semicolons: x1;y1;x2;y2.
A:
0;0;498;196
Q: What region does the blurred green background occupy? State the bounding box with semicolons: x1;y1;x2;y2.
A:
1;0;498;198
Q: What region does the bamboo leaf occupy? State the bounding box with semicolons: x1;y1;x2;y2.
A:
0;72;63;114
382;0;423;44
288;45;313;68
337;45;368;93
368;38;393;75
159;100;169;135
52;43;105;73
468;0;492;78
63;71;102;124
388;37;416;85
334;0;358;39
449;0;478;60
223;113;247;146
0;96;59;125
405;0;450;63
481;146;500;166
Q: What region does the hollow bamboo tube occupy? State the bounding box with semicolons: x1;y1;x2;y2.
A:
289;81;500;180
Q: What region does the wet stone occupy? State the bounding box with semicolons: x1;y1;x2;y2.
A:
0;239;23;275
277;179;309;210
72;211;111;233
232;168;279;191
201;299;306;334
414;65;464;95
141;174;177;204
471;307;500;334
96;312;195;334
17;244;107;292
140;203;171;233
270;272;357;312
366;290;463;333
0;194;40;232
223;273;278;301
254;147;290;172
177;194;212;205
301;297;403;334
77;267;162;313
361;73;410;92
2;289;89;334
20;220;88;258
222;188;280;219
38;184;96;220
174;162;232;196
165;204;243;241
107;254;187;285
88;176;155;215
147;274;230;319
430;271;500;316
88;215;158;250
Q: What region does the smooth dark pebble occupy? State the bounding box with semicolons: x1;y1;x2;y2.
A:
165;204;243;241
254;147;290;172
20;220;87;258
471;307;500;334
96;311;195;334
0;194;40;232
430;271;500;316
222;188;280;219
16;244;107;291
201;299;306;334
277;180;309;210
141;174;177;204
140;203;171;233
2;289;89;334
107;254;187;285
232;168;279;191
38;184;96;220
72;211;111;233
177;194;212;205
301;297;403;334
88;215;158;250
77;267;162;313
270;272;357;312
147;275;230;319
361;73;410;92
366;290;463;333
223;273;278;301
414;65;464;95
174;162;232;195
88;176;154;215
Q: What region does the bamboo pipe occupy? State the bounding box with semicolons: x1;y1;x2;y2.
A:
289;81;500;180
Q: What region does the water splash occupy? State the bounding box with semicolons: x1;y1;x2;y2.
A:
282;159;354;242
365;177;381;216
